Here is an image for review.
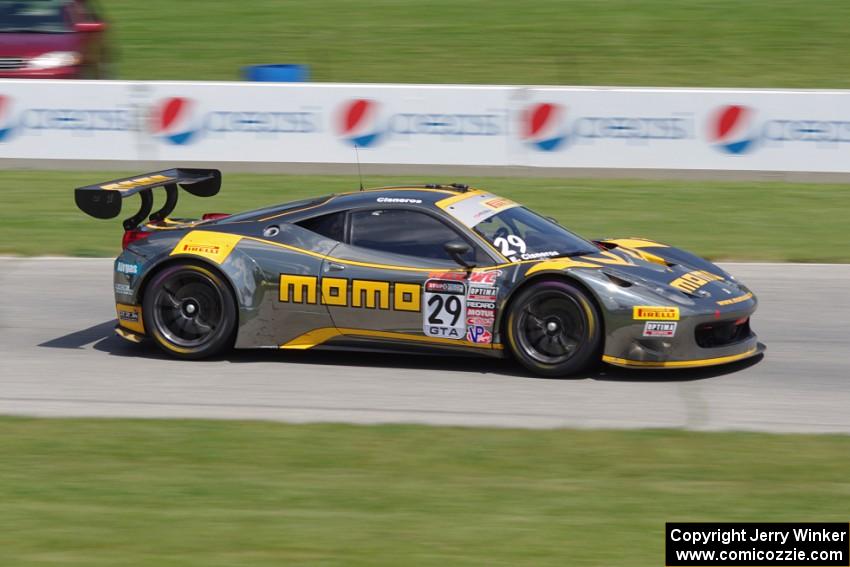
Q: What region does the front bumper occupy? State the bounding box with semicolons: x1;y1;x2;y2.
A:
601;295;762;369
603;340;764;369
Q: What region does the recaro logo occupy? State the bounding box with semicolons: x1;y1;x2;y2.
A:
150;97;200;145
708;105;756;155
0;95;17;142
522;102;567;151
337;99;382;147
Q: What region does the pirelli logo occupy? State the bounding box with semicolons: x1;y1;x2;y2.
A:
633;306;680;321
482;197;515;210
183;244;220;255
279;274;421;312
670;269;724;293
102;174;173;191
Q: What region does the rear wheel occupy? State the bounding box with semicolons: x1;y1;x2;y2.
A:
143;263;237;359
505;280;601;377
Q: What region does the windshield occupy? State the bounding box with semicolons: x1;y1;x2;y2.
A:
473;206;598;262
0;0;70;33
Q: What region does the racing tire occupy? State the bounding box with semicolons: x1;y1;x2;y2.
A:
505;280;602;377
142;262;237;359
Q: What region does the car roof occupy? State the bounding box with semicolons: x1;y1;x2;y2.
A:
331;185;468;206
227;185;487;224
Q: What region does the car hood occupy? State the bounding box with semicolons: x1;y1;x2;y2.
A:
0;32;77;57
531;246;750;305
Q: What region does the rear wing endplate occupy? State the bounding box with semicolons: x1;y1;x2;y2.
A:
74;168;221;229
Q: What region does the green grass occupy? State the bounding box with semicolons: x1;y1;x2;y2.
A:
1;170;848;261
0;418;847;566
103;0;850;88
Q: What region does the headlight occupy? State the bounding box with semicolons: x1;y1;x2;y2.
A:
28;51;81;70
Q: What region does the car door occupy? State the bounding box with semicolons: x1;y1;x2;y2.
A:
315;207;498;346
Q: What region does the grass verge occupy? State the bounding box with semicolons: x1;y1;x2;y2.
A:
0;418;848;566
0;170;847;261
105;0;850;88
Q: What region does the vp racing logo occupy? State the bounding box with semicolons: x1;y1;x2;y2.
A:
522;102;567;151
708;105;757;154
0;95;17;142
337;99;382;147
151;97;200;145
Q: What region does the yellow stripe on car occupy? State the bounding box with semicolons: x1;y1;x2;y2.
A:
434;190;485;210
601;238;668;249
602;347;758;369
717;292;753;306
525;257;601;275
281;327;503;350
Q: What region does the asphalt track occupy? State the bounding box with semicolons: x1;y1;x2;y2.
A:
1;258;848;432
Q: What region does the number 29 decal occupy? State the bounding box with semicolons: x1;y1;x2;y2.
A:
423;279;467;339
493;235;526;260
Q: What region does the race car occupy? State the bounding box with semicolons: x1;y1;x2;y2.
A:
75;169;762;377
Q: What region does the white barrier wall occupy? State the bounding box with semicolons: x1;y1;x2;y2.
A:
2;79;850;172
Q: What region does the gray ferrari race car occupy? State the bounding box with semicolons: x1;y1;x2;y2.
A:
76;169;762;377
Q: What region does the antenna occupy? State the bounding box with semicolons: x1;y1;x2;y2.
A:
354;143;364;191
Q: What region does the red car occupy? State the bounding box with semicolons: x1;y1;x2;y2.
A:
0;0;111;79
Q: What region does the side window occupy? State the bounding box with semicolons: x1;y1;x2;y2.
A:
350;209;482;263
298;211;345;242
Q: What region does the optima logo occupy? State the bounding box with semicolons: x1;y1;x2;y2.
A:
522;103;567;151
708;105;757;154
151;97;200;145
0;95;17;142
338;99;382;147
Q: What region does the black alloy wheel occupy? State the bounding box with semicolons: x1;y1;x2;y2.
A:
506;280;601;377
143;263;237;359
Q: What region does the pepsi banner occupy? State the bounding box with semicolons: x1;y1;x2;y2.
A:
2;79;850;172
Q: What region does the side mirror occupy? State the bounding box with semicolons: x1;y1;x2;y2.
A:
546;216;560;225
75;21;106;33
444;242;474;269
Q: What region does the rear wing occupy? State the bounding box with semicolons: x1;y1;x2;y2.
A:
75;168;221;229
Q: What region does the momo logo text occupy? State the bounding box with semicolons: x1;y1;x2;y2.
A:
670;270;724;294
102;174;173;191
279;274;421;311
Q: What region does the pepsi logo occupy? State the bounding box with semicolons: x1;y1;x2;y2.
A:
522;102;567;151
709;105;756;154
338;99;382;147
0;95;16;142
151;97;199;145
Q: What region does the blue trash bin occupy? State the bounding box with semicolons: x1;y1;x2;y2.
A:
243;64;310;82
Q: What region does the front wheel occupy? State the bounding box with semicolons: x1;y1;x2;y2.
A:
505;280;602;377
142;263;237;359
